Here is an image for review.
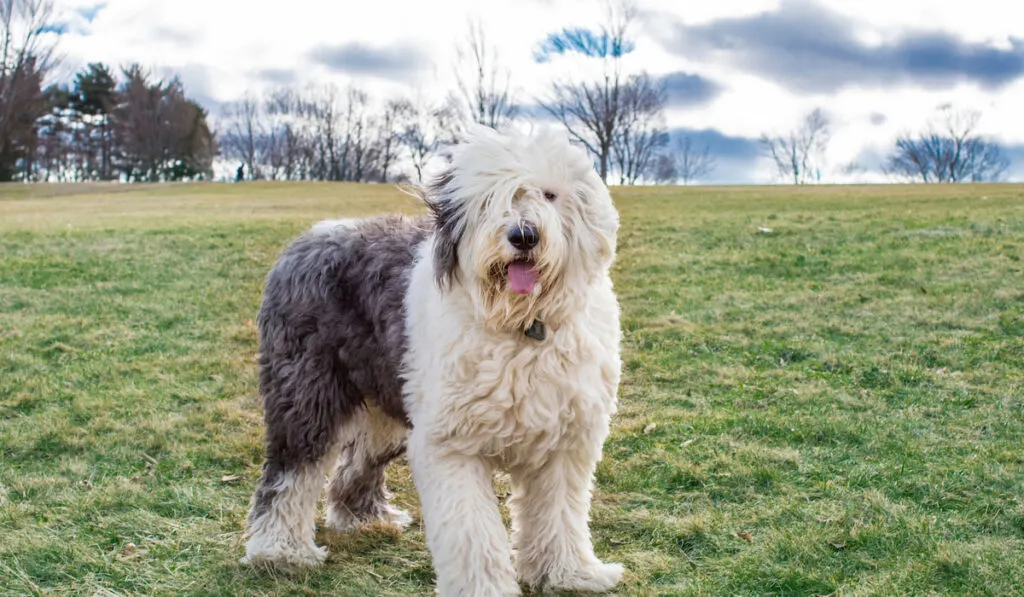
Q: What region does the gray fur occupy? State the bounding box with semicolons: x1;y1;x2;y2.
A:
247;213;432;532
424;169;465;289
326;440;407;526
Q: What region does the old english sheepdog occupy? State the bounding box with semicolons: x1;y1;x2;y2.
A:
242;125;625;595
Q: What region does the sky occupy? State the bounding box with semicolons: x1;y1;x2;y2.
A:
47;0;1024;184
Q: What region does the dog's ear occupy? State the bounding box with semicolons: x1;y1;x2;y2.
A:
425;169;465;290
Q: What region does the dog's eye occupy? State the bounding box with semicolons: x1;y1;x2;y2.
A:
543;191;557;201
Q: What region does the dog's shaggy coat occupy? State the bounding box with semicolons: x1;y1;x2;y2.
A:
243;126;624;595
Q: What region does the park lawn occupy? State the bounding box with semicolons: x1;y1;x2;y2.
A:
1;181;1022;596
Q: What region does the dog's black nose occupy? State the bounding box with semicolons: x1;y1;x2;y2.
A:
507;224;539;251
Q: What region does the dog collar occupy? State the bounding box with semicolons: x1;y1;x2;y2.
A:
525;320;546;341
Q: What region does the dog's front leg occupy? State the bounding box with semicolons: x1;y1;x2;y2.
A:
509;447;625;593
407;429;520;597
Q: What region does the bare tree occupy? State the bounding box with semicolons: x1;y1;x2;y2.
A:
220;94;263;180
432;95;464;150
402;121;432;184
338;86;370;181
539;0;638;183
760;107;830;184
886;136;930;182
374;97;413;182
648;153;676;184
302;84;342;181
0;0;57;180
402;97;461;183
265;86;327;181
674;136;716;185
264;88;307;180
840;160;868;177
453;19;516;129
884;107;1009;183
611;73;667;184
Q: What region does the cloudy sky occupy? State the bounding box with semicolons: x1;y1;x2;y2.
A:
48;0;1024;183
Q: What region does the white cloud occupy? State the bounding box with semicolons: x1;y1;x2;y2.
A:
49;0;1024;182
829;0;1024;47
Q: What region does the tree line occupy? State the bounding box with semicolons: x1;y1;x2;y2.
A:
1;0;1012;186
2;1;215;182
760;105;1009;185
219;87;461;184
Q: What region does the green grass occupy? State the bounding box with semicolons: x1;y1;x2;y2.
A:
1;182;1023;596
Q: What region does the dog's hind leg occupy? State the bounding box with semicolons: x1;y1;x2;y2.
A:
241;457;328;567
324;403;411;532
242;343;355;568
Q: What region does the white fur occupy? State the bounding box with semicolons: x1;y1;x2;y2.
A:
241;464;328;567
402;126;624;596
310;218;359;236
325;498;411;532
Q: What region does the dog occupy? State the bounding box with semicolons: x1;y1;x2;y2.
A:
242;125;625;596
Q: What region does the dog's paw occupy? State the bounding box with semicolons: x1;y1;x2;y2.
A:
549;562;625;593
240;541;327;568
382;504;413;530
325;503;412;533
324;504;358;533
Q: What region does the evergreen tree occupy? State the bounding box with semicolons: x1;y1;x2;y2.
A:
71;63;117;179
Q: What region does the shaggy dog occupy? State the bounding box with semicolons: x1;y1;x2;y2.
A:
241;125;625;596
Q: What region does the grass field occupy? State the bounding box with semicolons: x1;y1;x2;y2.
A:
1;181;1023;596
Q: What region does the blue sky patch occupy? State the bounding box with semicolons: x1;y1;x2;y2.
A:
534;27;636;63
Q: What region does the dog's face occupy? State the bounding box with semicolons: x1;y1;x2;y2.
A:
427;126;619;331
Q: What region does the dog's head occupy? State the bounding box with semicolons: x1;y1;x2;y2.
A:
425;125;619;332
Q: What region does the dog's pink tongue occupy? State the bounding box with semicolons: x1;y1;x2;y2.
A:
507;261;538;295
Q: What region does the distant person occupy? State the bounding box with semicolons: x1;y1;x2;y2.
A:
235;164;245;182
